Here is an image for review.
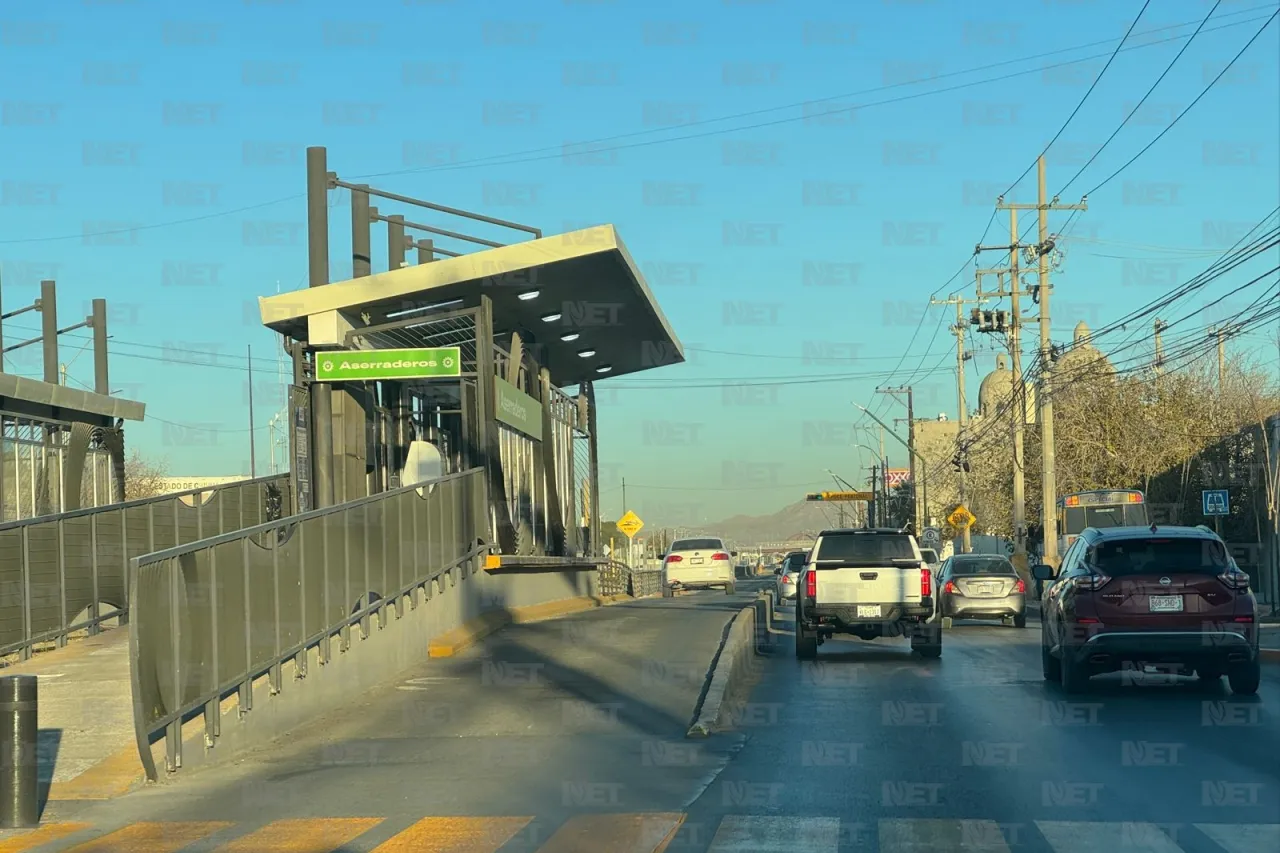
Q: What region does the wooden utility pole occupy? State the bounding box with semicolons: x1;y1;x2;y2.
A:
881;388;921;531
995;155;1086;569
1153;319;1167;375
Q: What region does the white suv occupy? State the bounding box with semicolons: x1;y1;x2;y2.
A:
661;537;737;597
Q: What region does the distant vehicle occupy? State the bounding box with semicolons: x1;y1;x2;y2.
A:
919;548;941;570
1033;525;1259;695
794;528;941;660
661;537;737;597
1056;489;1148;556
773;550;807;606
939;554;1026;628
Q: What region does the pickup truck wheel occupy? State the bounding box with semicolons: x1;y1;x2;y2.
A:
911;624;942;658
795;625;818;660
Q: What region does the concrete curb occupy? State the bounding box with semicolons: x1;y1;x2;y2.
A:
427;594;633;658
686;595;769;738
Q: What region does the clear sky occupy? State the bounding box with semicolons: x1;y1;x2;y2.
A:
1;0;1277;526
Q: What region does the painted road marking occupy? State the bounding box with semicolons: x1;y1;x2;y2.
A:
538;813;684;853
706;815;841;852
880;819;1011;852
370;817;532;852
1036;821;1182;853
0;822;89;853
61;822;232;853
1195;823;1280;853
213;818;383;852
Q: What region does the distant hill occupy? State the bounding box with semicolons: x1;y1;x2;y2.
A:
708;500;857;546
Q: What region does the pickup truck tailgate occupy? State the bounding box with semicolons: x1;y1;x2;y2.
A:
814;566;923;604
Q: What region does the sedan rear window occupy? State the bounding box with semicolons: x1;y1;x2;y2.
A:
670;538;723;552
1091;537;1228;575
816;534;914;561
949;557;1017;575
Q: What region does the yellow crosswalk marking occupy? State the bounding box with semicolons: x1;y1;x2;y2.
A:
371;817;532;853
537;813;684;853
0;822;90;853
880;819;1011;852
213;818;383;852
61;822;232;853
1196;823;1280;853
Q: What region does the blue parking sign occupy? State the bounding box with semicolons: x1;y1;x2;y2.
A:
1202;489;1229;516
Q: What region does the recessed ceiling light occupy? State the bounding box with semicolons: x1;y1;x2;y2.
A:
560;333;580;342
542;313;562;322
518;291;539;301
595;365;612;374
577;349;596;358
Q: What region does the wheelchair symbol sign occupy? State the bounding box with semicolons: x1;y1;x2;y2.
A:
1202;489;1229;516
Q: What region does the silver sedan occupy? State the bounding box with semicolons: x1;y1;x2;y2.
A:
939;553;1027;628
773;550;806;606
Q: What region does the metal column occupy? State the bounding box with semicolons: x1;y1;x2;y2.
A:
306;146;335;509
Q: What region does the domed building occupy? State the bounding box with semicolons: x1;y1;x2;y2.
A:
1052;321;1115;382
977;353;1037;424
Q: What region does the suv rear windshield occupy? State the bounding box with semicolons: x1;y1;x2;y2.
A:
815;533;915;562
670;538;724;552
785;552;807;568
1090;537;1229;575
949;557;1017;575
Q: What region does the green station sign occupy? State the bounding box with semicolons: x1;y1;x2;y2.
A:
494;375;543;441
314;347;461;381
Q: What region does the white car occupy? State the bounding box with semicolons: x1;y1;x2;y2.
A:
661;537;737;596
773;550;806;605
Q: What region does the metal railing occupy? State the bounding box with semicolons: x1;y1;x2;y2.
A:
129;469;486;781
0;474;289;660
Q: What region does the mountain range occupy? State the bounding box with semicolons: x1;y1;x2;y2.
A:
705;500;865;546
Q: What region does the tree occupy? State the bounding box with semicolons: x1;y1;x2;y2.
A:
123;450;170;501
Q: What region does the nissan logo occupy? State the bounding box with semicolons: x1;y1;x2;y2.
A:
1159;576;1172;585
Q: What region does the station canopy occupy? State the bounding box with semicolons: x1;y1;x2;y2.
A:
259;225;684;387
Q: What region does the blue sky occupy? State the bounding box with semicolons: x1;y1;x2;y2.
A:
1;0;1277;525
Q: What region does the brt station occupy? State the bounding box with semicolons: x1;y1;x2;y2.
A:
258;145;685;573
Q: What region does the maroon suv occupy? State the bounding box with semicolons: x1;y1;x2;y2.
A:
1033;525;1259;695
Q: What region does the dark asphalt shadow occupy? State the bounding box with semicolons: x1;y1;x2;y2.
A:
36;728;61;817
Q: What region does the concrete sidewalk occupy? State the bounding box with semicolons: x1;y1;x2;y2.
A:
0;626;141;802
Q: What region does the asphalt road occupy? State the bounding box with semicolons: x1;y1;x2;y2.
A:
13;582;1277;852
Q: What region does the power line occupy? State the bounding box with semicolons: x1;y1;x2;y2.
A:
0;9;1270;246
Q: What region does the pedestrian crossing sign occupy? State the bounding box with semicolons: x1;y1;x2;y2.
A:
1202;489;1229;516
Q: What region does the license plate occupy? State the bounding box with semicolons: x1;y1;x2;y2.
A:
857;605;881;618
1149;595;1183;613
691;558;703;565
977;584;996;594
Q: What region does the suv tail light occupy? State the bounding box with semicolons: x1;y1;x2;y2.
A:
805;570;817;599
1218;569;1250;590
1013;578;1026;594
943;581;957;594
920;568;932;597
1071;573;1110;591
711;552;730;561
665;555;683;563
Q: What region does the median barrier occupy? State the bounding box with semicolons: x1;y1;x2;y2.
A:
686;592;774;737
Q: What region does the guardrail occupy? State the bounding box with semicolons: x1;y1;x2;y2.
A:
0;474;289;661
129;468;485;781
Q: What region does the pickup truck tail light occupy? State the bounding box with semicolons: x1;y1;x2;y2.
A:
711;552;730;561
805;570;816;599
920;568;932;597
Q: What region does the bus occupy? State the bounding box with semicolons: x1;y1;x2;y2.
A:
1056;489;1149;555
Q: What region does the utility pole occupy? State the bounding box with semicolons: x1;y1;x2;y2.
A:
869;464;879;527
1212;325;1227;385
1153;319;1167;375
879;387;921;531
931;294;985;553
996;155;1087;569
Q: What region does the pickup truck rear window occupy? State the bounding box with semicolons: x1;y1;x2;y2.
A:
816;534;914;562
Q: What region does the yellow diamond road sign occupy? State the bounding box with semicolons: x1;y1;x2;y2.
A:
616;510;644;539
948;506;976;528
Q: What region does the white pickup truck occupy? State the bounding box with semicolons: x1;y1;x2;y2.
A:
794;528;942;660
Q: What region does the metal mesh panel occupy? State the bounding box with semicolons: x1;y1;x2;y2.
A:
1;415;117;522
353;312;478;374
